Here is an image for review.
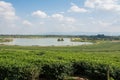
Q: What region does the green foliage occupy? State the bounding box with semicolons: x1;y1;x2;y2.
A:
40;61;72;80
0;42;120;80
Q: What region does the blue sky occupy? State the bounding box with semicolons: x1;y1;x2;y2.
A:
0;0;120;35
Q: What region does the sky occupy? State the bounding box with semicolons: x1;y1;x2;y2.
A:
0;0;120;35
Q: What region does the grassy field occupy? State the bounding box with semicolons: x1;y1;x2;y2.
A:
0;42;120;80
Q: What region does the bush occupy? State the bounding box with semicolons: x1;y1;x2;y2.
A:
40;61;72;80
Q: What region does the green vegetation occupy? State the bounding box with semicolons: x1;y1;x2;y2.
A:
57;38;64;41
71;34;120;43
0;38;13;42
0;42;120;80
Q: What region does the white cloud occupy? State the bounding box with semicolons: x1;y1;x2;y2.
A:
69;3;88;13
52;13;76;23
0;1;18;21
85;0;120;11
49;13;76;32
98;21;112;27
91;20;112;27
23;20;33;26
32;10;48;18
66;17;76;23
52;14;64;21
0;1;20;34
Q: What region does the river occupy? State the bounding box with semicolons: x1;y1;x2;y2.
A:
0;38;92;46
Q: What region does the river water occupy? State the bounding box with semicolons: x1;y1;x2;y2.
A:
0;38;92;46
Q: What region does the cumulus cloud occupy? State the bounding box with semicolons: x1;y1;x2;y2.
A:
23;20;33;26
69;3;88;13
52;13;75;23
32;10;48;18
0;1;18;21
85;0;120;11
0;1;20;34
52;14;64;21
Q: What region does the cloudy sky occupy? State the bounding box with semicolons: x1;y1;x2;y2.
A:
0;0;120;35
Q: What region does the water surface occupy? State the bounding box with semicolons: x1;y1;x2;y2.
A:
0;38;92;46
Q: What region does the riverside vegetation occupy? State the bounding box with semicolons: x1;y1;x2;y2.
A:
0;38;13;43
0;41;120;80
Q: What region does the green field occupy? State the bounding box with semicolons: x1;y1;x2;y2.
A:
0;42;120;80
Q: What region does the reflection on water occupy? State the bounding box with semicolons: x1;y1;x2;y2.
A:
0;38;92;46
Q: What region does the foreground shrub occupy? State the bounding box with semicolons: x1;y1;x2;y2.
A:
40;61;72;80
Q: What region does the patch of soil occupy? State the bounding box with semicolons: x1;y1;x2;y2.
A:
64;76;89;80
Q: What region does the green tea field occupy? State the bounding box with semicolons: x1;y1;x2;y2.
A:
0;42;120;80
